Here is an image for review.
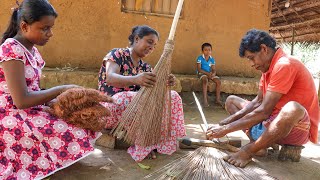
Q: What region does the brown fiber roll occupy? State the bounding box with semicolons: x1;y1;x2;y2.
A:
46;88;113;131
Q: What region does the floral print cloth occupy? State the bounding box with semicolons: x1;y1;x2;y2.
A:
99;48;186;161
98;48;152;96
0;38;99;180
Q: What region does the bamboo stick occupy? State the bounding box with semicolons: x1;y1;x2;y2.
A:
168;0;184;40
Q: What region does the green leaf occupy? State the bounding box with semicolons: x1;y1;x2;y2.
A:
138;163;151;170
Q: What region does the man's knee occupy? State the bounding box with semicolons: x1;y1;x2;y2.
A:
280;101;305;120
273;102;306;130
225;95;239;108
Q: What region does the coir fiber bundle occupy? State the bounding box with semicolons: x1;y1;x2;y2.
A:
144;147;277;180
47;88;113;131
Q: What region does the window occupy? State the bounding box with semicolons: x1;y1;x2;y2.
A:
121;0;181;17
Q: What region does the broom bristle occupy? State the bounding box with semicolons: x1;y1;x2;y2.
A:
111;40;174;147
144;147;277;180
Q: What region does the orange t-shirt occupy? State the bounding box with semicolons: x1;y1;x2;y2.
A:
259;48;320;143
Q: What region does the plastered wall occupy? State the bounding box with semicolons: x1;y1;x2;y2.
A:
0;0;271;77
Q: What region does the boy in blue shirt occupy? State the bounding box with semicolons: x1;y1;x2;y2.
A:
196;43;222;107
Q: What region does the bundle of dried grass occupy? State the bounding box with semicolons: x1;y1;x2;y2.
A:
46;88;113;131
111;0;185;147
144;147;276;180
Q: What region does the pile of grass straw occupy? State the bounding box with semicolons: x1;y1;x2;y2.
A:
144;147;276;180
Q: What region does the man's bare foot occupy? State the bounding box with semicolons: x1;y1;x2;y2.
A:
148;150;156;159
223;144;254;168
255;148;267;157
271;144;279;151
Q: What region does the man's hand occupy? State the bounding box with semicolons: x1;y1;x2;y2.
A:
135;72;157;87
219;116;235;126
206;125;228;140
167;74;176;86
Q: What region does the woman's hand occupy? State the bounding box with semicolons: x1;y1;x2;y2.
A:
206;125;228;140
46;98;57;107
59;84;81;94
167;74;176;86
135;72;157;87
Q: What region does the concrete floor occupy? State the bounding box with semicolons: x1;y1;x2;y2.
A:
50;92;320;180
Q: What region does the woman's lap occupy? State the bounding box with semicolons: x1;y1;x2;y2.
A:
103;90;186;161
0;108;99;179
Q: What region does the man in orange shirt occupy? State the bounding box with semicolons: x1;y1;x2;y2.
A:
206;29;319;168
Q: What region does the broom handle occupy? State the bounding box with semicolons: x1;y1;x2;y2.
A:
168;0;184;40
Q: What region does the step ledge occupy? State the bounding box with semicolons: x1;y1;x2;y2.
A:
41;69;259;95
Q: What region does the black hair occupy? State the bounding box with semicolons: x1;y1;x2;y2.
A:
201;43;212;51
239;29;276;57
1;0;58;44
128;25;159;46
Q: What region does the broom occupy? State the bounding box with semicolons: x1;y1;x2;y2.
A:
111;0;185;147
144;147;276;180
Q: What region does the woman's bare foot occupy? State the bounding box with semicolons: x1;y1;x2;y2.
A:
148;150;157;159
223;144;254;168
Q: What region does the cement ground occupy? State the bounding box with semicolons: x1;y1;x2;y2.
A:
50;92;320;180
